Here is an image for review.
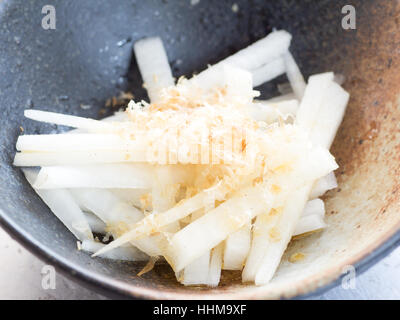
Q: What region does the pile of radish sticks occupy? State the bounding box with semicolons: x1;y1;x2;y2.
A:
14;30;349;287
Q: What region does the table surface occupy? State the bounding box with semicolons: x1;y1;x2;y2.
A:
1;227;399;300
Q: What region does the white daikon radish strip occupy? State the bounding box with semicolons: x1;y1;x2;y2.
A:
283;52;306;100
110;188;150;209
252;57;286;87
13;150;147;167
207;243;224;287
295;72;335;131
223;223;251;271
71;188;163;257
308;81;350;149
92;190;220;257
191;65;256;103
80;240;148;261
293;198;326;236
16;134;147;153
309;172;338;199
24;109;112;132
83;212;106;234
70;188;144;226
254;185;311;285
294;213;326;236
33;164;155;189
192;30;292;88
222;30;291;70
223;66;255;102
134;37;174;102
22;169;93;241
52;111;127;135
73;191;93;213
242;207;282;282
151;174;181;233
301;198;325;217
249;99;298;123
181;250;211;286
151;166;183;213
181;205;213;286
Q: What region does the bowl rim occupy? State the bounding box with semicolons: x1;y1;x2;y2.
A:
1;205;400;300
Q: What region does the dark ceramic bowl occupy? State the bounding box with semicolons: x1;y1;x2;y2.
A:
1;0;399;299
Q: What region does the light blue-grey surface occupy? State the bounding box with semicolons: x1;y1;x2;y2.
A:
310;246;400;300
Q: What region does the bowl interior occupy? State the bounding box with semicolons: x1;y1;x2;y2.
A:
0;0;399;299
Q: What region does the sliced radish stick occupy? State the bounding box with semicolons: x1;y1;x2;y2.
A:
24;109;112;132
296;72;335;131
310;172;338;199
13;150;147;167
301;198;325;217
207;243;224;287
180;203;214;286
293;198;326;236
244;198;325;281
283;52;306;100
181;251;211;286
223;223;251;271
80;240;148;261
193;30;291;86
308;81;350;149
33;164;155;189
23;169;93;241
16;134;146;152
296;73;349;149
134;37;174;102
252;58;286;87
253;185;311;285
294;212;326;236
242;203;287;282
190;65;255;102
